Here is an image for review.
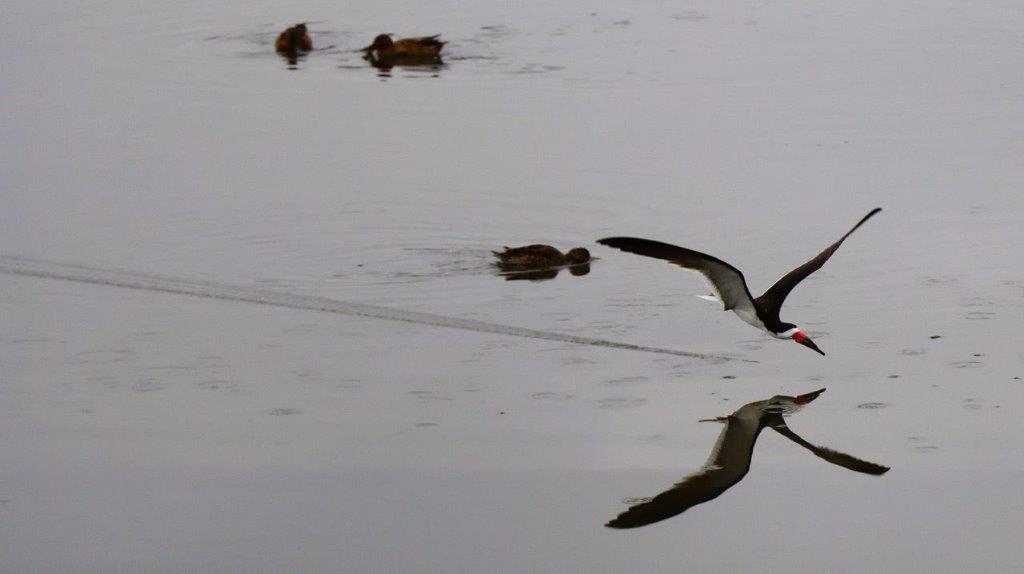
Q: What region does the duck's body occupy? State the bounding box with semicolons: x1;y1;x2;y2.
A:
276;23;312;55
492;245;591;270
363;34;444;66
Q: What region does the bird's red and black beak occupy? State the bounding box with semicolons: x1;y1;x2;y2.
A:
794;388;826;405
793;330;825;356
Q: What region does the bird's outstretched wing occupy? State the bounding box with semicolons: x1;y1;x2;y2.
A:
755;208;882;320
770;422;890;475
605;465;746;529
606;414;761;529
597;237;757;315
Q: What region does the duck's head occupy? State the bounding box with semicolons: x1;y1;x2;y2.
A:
363;34;393;52
287;23;307;39
779;324;824;356
565;247;591;264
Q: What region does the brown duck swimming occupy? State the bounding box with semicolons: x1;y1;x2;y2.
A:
362;34;445;66
492;245;591;270
276;23;313;55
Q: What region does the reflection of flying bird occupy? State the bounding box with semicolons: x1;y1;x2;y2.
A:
606;389;889;529
597;208;882;355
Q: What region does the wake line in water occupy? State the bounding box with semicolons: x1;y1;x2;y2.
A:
0;255;750;362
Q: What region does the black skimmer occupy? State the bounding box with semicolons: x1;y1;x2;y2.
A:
597;208;881;355
606;389;889;529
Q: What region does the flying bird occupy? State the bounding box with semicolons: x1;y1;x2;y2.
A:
597;208;881;355
605;389;889;529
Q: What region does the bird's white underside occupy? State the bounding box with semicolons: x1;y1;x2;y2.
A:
691;270;766;332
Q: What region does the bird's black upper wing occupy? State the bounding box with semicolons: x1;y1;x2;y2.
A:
597;237;757;315
755;208;882;320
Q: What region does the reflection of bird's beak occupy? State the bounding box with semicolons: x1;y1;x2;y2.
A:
799;336;826;356
795;388;826;405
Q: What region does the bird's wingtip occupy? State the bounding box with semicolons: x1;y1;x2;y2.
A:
604;519;634;530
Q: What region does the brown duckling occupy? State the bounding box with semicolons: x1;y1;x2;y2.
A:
362;34;444;66
276;23;313;55
492;245;591;270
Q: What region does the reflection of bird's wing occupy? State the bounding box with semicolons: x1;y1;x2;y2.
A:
597;237;757;316
755;208;881;321
606;413;764;529
770;422;890;475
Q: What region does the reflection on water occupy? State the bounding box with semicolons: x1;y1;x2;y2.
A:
371;61;445;79
606;389;889;529
279;51;305;69
499;263;591;281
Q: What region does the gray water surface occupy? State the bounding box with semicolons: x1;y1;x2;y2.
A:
3;0;1023;571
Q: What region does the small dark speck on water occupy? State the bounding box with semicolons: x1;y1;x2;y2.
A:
930;335;942;339
722;375;736;380
973;353;983;357
499;411;506;415
888;375;899;379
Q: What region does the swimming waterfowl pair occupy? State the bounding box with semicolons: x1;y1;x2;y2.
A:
274;26;444;67
362;34;445;67
275;23;313;55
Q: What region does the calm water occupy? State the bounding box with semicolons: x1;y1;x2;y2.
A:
3;0;1023;571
